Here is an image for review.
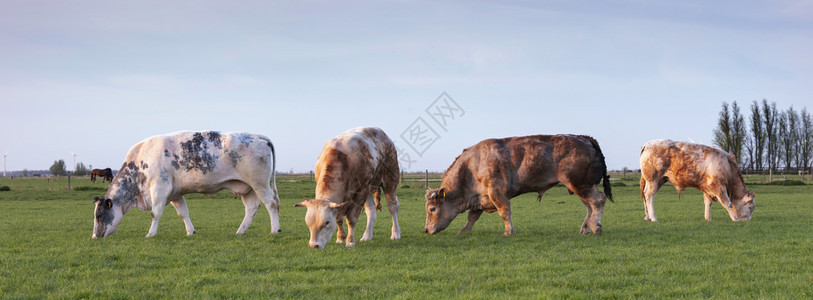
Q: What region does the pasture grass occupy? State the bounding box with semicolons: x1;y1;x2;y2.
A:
0;176;811;298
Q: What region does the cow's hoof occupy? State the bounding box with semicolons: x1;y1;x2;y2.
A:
345;242;355;248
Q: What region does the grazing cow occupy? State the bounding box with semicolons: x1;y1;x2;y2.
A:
639;139;755;222
425;134;613;236
91;168;113;183
92;131;279;238
294;127;400;248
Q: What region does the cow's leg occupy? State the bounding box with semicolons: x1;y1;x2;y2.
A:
237;190;261;234
714;190;740;221
254;185;281;233
335;215;347;244
145;187;170;238
642;180;662;222
579;188;606;235
170;195;196;235
703;193;714;221
344;204;364;247
458;210;483;234
488;193;514;236
360;193;377;242
146;206;165;238
384;191;401;240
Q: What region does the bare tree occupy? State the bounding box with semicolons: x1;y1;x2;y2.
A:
749;100;765;171
763;99;779;172
779;106;799;170
744;134;755;170
801;108;813;171
731;101;746;165
713;102;733;152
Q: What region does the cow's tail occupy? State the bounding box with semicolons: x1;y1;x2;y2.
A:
374;187;382;211
269;139;278;193
639;176;644;200
584;136;613;202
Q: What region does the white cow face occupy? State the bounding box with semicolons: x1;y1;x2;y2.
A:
294;199;347;248
92;197;124;238
733;192;756;221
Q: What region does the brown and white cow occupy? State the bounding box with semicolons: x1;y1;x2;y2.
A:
639;139;755;222
294;127;400;248
92;131;279;238
425;134;613;236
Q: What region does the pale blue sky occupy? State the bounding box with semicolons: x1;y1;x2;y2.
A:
1;0;811;173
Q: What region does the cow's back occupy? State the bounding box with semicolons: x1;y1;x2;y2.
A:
454;134;603;197
315;127;397;201
640;139;732;189
113;131;274;194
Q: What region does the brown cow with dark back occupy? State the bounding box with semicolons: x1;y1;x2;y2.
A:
425;134;613;236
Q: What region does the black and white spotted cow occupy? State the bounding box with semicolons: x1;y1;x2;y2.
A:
92;131;279;238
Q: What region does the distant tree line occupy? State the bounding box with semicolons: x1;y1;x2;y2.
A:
713;99;813;173
47;160;92;176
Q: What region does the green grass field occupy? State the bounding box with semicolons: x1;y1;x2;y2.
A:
1;175;811;298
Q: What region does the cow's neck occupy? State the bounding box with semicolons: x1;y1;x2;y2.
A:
107;161;146;209
727;175;748;200
439;162;475;213
315;177;348;203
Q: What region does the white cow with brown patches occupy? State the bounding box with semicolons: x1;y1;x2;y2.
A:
295;127;400;248
92;131;280;238
639;139;755;222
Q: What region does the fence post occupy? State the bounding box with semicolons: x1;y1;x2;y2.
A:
68;174;71;190
425;170;429;189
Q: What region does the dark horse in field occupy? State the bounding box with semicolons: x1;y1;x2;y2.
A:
91;168;113;183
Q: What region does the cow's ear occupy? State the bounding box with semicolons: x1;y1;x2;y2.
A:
438;188;446;199
93;196;101;203
294;199;308;207
105;199;113;209
328;201;348;209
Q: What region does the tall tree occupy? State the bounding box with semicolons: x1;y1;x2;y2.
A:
801;108;813;171
713;102;733;153
744;134;755;170
762;99;779;171
49;159;66;176
731;101;746;165
780;106;800;170
749;100;765;171
777;111;788;169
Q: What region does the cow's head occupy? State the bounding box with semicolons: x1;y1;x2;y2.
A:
424;188;459;234
92;196;124;238
732;192;755;221
294;198;347;248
